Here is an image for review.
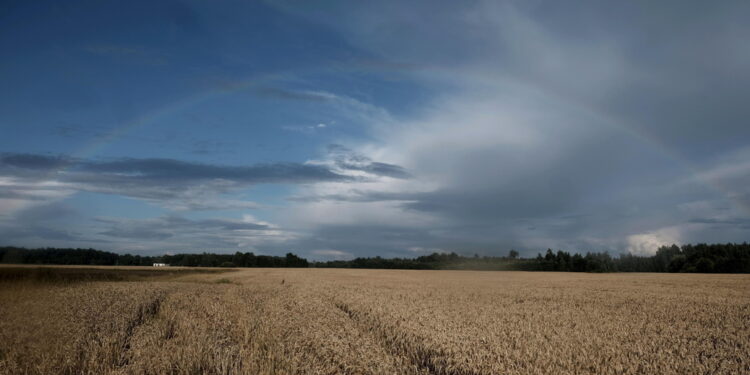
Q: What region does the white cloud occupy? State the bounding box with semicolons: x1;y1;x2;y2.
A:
627;227;682;256
0;177;77;218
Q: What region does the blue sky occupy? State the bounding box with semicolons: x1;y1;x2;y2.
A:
1;1;749;259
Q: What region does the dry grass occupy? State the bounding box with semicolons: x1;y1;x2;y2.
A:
0;268;748;374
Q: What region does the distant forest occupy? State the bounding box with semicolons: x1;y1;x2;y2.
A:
0;247;308;268
316;243;750;273
1;243;749;273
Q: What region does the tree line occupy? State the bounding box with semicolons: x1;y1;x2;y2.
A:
1;242;748;273
0;247;308;268
313;243;750;273
527;243;750;273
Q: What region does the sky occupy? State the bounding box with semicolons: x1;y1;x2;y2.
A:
1;0;749;260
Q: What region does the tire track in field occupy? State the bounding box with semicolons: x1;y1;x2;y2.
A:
333;300;481;375
115;291;168;367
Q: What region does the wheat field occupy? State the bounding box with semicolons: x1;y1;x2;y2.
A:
0;267;748;375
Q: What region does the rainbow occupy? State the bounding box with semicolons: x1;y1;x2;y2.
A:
68;77;268;161
54;75;747;214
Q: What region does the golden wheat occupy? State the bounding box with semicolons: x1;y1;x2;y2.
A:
0;268;747;374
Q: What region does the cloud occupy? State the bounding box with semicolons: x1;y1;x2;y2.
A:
684;147;750;212
14;201;77;223
0;152;408;214
5;1;750;257
323;144;411;179
627;228;682;256
97;215;269;239
4;226;83;242
0;150;412;254
0;152;408;185
0;201;94;246
271;1;750;258
76;157;346;183
88;215;289;253
160;198;261;212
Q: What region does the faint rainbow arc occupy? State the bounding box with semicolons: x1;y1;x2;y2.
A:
55;74;747;213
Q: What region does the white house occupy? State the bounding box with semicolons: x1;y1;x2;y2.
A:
152;263;169;267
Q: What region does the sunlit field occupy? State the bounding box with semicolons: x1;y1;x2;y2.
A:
1;266;748;375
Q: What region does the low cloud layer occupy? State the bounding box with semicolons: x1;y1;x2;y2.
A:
0;151;413;255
